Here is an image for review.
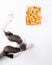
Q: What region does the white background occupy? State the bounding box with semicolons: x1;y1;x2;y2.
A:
0;0;52;65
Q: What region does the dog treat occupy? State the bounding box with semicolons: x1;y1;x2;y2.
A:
26;6;42;25
4;31;23;44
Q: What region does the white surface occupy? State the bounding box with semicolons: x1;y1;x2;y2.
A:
0;0;52;65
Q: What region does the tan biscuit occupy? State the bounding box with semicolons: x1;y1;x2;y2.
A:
26;6;42;25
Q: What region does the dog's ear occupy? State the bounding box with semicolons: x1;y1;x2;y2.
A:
4;31;13;36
